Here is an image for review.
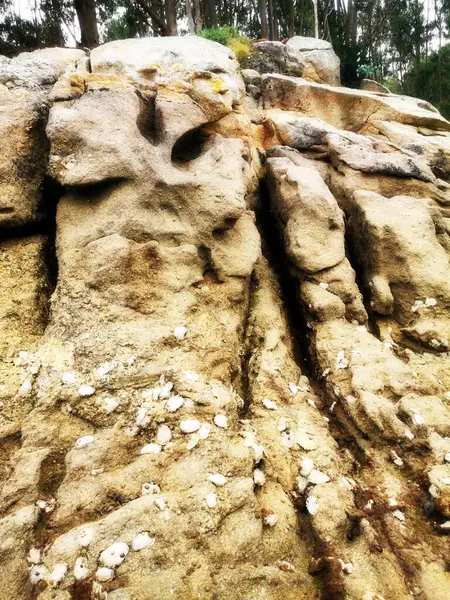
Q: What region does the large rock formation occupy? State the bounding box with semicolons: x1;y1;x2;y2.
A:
0;36;449;600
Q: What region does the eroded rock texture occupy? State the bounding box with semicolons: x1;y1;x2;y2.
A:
0;36;449;600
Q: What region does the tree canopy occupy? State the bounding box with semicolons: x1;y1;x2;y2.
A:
0;0;449;117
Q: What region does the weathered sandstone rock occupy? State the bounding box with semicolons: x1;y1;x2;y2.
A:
1;36;450;600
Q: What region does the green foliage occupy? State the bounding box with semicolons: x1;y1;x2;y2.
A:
196;26;253;66
227;36;254;66
402;44;450;119
197;25;240;46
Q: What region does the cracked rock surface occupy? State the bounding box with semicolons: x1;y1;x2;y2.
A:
0;36;450;600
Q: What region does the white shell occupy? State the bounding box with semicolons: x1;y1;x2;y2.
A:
205;492;217;508
29;565;48;585
104;397;119;413
48;563;67;586
308;469;330;485
95;361;115;378
159;382;173;399
253;468;266;486
179;419;200;433
156;424;172;445
154;496;167;510
412;413;424;425
132;532;155;551
198;423;211;439
173;326;187;340
393;509;405;522
165;395;184;412
182;370;199;382
18;379;32;396
79;527;94;547
252;443;264;463
263;512;278;527
288;383;298;395
306;495;319;515
297;476;309;493
319;282;329;289
214;414;228;429
75;435;94;449
300;457;314;477
445;453;450;463
208;473;228;487
95;567;115;582
27;547;42;564
78;384;96;397
262;398;278;410
340;561;353;574
135;407;150;427
141;482;161;495
74;557;89;580
141;443;162;455
99;542;129;568
62;372;77;385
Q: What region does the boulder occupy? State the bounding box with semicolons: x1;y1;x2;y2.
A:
1;35;450;600
360;79;390;93
0;47;85;227
250;37;340;86
286;36;340;85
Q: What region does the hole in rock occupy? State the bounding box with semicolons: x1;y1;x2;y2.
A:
171;127;209;164
135;89;158;143
40;175;65;300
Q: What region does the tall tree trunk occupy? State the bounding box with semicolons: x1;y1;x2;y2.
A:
206;0;217;26
259;0;269;38
289;0;295;37
267;0;274;39
274;11;279;40
186;0;195;32
74;0;99;47
194;0;203;30
311;0;318;38
299;0;305;34
165;0;178;34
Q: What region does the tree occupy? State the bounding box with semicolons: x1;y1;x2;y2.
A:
74;0;99;46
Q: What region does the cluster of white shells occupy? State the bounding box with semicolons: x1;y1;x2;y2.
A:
29;525;155;587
